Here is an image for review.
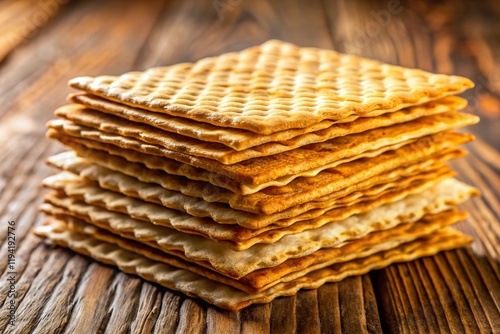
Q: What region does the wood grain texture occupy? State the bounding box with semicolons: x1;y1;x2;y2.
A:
0;0;66;63
0;0;499;333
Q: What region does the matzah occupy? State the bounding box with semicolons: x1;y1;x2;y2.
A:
37;39;479;311
46;111;478;181
69;40;473;134
69;93;467;150
48;131;471;213
52;104;475;164
34;218;472;311
44;154;456;228
41;170;465;250
41;178;477;278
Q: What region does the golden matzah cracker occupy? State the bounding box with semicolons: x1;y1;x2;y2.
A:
42;165;456;247
34;218;472;311
242;210;467;290
69;40;474;134
46;150;458;226
41;171;453;251
47;110;478;172
69;93;467;150
68;93;353;151
44;156;455;229
45;122;412;189
40;178;477;278
46;129;468;198
54;209;466;292
48;131;473;214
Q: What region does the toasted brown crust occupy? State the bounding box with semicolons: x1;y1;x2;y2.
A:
47;130;473;214
45;151;457;232
69;93;468;150
34;217;472;311
39;178;477;279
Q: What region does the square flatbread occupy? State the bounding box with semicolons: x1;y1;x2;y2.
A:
34;218;472;311
43;155;455;230
40;178;477;278
68;40;474;134
46;110;478;174
47;131;473;214
69;93;467;150
41;209;466;293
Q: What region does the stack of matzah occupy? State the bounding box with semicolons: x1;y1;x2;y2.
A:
35;40;480;311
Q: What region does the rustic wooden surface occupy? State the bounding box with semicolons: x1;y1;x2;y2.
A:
0;0;499;333
0;0;65;63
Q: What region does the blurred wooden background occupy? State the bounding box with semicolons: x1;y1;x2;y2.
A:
0;0;498;333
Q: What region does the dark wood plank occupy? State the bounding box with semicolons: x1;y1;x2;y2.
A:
375;247;500;334
30;255;90;334
175;299;207;334
295;290;320;334
317;283;342;334
11;247;74;333
270;296;297;334
98;274;144;334
240;303;270;334
362;274;384;334
206;306;240;334
129;283;163;334
60;263;118;334
338;276;382;334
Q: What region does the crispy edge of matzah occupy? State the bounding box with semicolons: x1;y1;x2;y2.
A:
46;132;474;214
33;217;473;311
39;178;478;278
39;209;466;292
69;93;468;150
45;150;460;229
46;110;478;175
42;162;455;237
41;167;459;250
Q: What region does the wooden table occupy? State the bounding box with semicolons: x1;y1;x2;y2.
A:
0;0;499;333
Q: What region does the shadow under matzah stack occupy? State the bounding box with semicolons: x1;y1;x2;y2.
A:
35;40;480;311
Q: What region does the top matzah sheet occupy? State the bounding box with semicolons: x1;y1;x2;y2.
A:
69;40;474;134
